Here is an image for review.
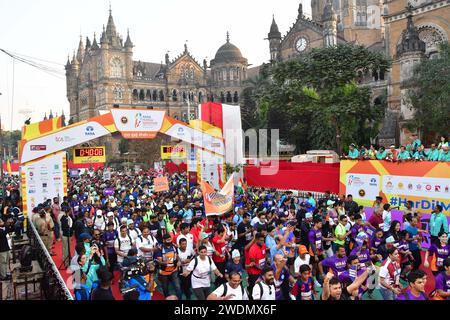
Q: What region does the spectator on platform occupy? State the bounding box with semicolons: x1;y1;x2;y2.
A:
427;144;440;161
346;144;360;159
386;145;398;161
438;135;449;150
397;146;411;161
376;146;387;160
438;145;450;162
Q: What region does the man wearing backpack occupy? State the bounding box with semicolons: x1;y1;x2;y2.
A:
396;269;428;300
182;245;224;300
207;271;249;300
252;267;276;300
114;225;135;266
155;234;183;300
136;227;159;260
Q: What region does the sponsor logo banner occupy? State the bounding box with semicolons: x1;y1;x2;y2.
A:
340;160;450;214
111;109;165;138
21;122;110;163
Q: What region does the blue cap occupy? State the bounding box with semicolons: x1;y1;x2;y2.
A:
79;233;92;241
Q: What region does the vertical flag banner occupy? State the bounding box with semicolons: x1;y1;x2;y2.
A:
340;160;450;214
202;175;235;216
154;176;170;193
6;160;12;175
21;152;67;229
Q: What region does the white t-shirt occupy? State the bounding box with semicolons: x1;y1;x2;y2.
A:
187;256;217;289
128;228;142;242
135;234;158;258
177;247;195;273
294;254;311;275
382;210;391;232
211;283;249;300
114;234;134;263
252;281;276;300
177;233;195;253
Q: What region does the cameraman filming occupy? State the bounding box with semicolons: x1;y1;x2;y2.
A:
121;248;155;300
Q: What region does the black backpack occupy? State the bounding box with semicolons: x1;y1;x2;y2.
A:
221;283;245;298
117;233;133;251
255;281;275;300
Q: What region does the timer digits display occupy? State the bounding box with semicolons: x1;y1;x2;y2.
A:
75;148;104;157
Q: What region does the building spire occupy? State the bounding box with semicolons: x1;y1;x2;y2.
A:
269;15;281;38
76;35;84;62
125;29;133;48
92;32;99;49
226;31;230;43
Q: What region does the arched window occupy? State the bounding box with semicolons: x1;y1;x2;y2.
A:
132;89;138;101
113;86;123;100
226;91;232;103
172;89;178;101
152;90;157;101
233;91;239;103
159;90;165;102
198;92;203;103
220;92;225;103
183;91;187;101
139;90;145;101
146;90;151;100
110;58;123;78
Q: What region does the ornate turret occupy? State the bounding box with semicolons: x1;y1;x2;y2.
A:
76;36;84;63
396;8;426;58
268;15;282;62
85;36;91;51
124;29;133;48
91;33;99;50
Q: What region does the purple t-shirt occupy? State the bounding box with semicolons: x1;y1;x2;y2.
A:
428;244;450;268
322;255;347;276
308;228;322;252
435;272;450;299
339;268;366;298
371;237;383;250
351;224;364;240
396;290;427;300
350;248;371;268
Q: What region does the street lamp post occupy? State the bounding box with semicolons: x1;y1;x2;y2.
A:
0;110;6;200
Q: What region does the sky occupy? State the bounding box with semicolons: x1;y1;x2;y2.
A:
0;0;312;131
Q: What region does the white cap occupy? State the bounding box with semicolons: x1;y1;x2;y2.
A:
107;212;114;217
127;219;134;225
232;249;240;259
96;209;103;216
121;217;128;223
129;195;135;200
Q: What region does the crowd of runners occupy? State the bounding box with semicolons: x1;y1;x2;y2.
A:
1;167;449;301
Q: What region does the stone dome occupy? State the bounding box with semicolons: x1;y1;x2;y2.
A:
213;32;246;64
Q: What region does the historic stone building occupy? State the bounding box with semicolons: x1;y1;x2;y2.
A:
385;0;450;145
266;0;449;146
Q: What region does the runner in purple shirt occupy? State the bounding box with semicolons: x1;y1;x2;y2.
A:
424;232;450;273
308;218;323;258
319;245;347;277
339;255;367;299
433;257;450;300
396;269;428;300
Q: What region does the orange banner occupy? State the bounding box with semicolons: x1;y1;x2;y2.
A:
202;175;234;216
154;176;169;193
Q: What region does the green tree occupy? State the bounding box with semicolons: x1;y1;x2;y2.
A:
257;44;391;154
405;43;450;144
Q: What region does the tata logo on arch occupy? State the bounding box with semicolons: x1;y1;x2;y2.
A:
85;126;95;136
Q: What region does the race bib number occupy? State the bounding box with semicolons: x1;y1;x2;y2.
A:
315;240;321;250
437;257;444;267
259;258;266;268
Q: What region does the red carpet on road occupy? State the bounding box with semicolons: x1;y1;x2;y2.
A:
50;238;165;300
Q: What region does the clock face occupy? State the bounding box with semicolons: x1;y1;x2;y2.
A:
295;37;308;52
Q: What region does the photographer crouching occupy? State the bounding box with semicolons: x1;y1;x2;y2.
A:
120;248;155;300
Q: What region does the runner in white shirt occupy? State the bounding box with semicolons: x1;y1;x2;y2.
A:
114;225;135;264
252;267;276;300
135;227;159;259
177;223;195;253
182;245;224;300
207;272;249;300
127;219;142;242
294;245;312;279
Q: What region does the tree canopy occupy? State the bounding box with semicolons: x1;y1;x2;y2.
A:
248;44;391;154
